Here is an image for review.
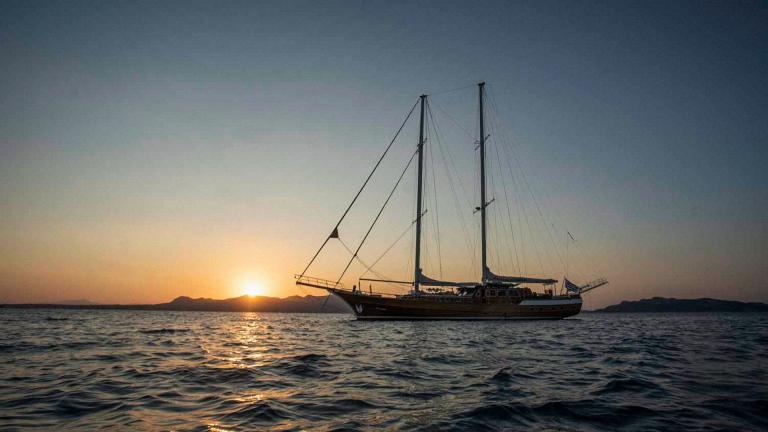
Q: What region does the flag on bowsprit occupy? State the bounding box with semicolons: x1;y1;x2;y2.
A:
564;278;580;293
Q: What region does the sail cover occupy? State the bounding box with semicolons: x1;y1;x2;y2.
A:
483;267;557;285
417;270;477;287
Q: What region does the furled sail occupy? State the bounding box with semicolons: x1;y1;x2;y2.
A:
417;269;477;287
483;267;557;285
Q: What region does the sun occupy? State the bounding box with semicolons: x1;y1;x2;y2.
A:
241;281;266;297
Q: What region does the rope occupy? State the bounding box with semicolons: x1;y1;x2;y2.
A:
339;238;408;291
487;86;566;271
426;100;443;278
360;222;415;279
428;83;476;97
432;101;475;140
427;101;476;273
493;128;522;275
335;149;419;285
298;99;419;280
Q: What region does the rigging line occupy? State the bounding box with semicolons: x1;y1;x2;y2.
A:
427;103;475;267
486;138;496;269
427;83;476;97
406;174;416;280
430;120;474;276
319;292;332;313
485;137;497;268
487;144;504;272
493;200;508;272
339;239;388;281
338;238;403;291
514;170;530;275
483;88;527;258
536;170;582;267
495;111;528;276
487;88;565;270
491;108;545;276
298;99;419;279
335;148;419;285
426;100;443;278
488;103;522;274
486;93;515;272
430;99;475;140
488;129;515;273
360;222;415;279
421;116;431;274
505;155;527;276
427;106;475;277
489;99;549;276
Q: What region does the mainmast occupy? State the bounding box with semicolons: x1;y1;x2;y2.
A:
478;82;488;282
413;94;427;293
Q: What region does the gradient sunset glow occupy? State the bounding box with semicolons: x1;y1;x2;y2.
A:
0;1;766;310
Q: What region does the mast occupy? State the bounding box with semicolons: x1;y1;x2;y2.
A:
478;82;488;282
413;94;427;293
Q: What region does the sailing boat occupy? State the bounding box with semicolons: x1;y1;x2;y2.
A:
296;82;607;319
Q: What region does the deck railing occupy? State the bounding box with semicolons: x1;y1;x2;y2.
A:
579;278;609;294
295;275;413;298
294;275;345;290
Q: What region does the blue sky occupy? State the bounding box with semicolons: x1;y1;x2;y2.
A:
0;1;766;307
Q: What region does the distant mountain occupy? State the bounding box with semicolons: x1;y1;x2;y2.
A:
594;297;768;313
155;294;351;313
0;294;351;313
55;299;99;306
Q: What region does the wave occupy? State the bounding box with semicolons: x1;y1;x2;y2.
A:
138;328;191;334
453;400;659;430
52;392;125;417
1;310;765;431
591;377;666;396
293;353;327;362
218;400;293;425
699;398;768;429
489;367;536;383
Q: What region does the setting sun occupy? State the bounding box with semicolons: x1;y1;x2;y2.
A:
242;281;266;297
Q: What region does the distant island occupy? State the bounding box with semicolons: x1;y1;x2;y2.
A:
593;297;768;313
54;299;101;306
0;294;351;313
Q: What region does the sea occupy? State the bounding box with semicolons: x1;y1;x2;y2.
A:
0;310;766;431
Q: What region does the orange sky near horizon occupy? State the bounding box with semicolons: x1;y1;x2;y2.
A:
1;2;766;310
1;163;764;310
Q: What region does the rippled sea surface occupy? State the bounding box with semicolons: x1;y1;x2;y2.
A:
1;310;767;431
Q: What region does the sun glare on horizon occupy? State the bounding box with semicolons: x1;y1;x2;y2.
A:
241;281;267;297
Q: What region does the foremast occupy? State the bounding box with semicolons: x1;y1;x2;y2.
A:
478;82;489;283
413;94;427;294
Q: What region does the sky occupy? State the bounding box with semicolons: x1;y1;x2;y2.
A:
1;0;766;308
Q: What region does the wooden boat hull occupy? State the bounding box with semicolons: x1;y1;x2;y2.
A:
327;288;581;320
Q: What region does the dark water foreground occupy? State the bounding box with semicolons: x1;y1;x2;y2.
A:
0;310;766;431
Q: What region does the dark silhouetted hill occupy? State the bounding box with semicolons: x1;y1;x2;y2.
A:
0;294;351;313
594;297;768;313
55;299;100;306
